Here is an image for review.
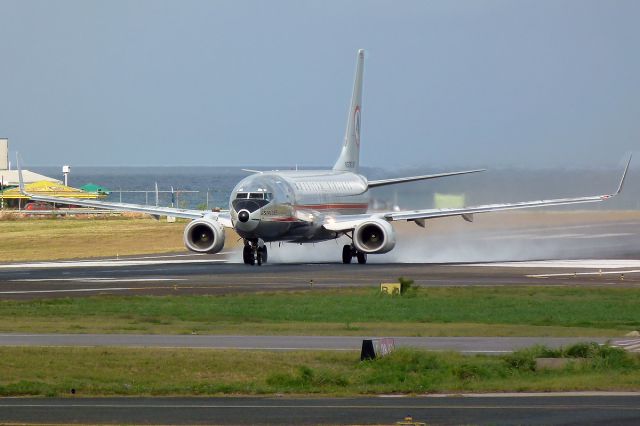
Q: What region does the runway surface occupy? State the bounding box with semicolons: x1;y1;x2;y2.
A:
0;334;618;354
1;395;639;425
1;215;640;299
2;256;640;300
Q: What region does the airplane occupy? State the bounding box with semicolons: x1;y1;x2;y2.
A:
18;49;631;265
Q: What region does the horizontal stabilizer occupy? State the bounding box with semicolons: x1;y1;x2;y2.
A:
367;168;485;189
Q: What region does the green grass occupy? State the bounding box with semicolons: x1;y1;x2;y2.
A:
0;344;637;396
1;286;639;336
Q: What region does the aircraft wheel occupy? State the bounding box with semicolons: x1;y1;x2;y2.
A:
243;245;254;265
356;251;367;264
342;245;353;264
258;246;268;264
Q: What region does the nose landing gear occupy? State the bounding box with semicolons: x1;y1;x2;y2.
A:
243;239;268;266
342;244;367;264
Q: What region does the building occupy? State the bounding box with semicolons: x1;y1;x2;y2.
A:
0;139;105;209
0;139;61;187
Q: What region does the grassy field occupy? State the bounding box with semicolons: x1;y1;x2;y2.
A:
0;344;637;396
0;215;190;261
1;287;638;336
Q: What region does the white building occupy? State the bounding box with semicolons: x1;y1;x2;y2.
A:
0;138;61;187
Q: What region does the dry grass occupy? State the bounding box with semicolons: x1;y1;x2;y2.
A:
0;216;189;262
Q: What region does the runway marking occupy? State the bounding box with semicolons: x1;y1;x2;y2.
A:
484;233;606;241
486;232;637;241
0;287;158;295
613;338;640;353
0;259;227;269
0;284;210;295
527;269;640;278
426;391;640;397
102;252;231;260
469;259;640;269
574;232;636;239
11;278;188;283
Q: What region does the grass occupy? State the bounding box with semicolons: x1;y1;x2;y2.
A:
0;286;638;336
0;344;637;396
0;215;191;262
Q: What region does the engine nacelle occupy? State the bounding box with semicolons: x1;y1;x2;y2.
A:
183;218;225;254
353;218;396;254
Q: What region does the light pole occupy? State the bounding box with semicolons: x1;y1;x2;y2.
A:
62;165;71;186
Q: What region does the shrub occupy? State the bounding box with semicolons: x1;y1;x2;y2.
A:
398;277;415;295
504;345;561;371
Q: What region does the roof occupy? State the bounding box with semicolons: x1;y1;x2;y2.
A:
0;180;107;200
0;170;61;186
80;183;111;194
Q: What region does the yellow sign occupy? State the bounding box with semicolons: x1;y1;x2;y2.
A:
380;283;401;295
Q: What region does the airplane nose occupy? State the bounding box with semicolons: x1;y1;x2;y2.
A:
238;210;250;223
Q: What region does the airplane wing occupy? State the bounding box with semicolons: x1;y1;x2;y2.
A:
16;157;232;227
325;156;631;232
367;168;485;188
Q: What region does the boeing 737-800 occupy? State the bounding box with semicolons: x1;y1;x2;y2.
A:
18;50;630;265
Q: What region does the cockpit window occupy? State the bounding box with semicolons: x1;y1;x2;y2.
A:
249;192;264;199
265;192;273;201
236;192;249;199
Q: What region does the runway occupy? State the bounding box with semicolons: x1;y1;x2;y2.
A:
1;256;640;300
1;214;640;299
0;334;622;354
1;395;639;425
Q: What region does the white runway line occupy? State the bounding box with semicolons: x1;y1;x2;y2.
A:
0;258;227;269
12;278;188;283
574;232;636;239
484;233;584;241
469;259;640;269
483;231;636;242
0;287;150;295
527;269;640;278
103;252;232;261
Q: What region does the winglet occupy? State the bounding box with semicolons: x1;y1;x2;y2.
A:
16;153;26;194
615;153;632;196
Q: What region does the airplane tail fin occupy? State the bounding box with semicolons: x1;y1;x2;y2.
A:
333;49;364;172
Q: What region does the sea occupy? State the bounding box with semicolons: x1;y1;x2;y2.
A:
31;165;640;211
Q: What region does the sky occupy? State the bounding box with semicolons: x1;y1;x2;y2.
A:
0;0;638;169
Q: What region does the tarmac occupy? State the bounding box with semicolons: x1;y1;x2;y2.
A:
1;395;639;425
1;256;640;300
0;334;621;353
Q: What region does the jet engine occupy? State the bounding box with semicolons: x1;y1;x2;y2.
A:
183;218;225;254
353;218;396;254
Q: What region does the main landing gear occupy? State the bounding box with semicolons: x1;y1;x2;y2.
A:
243;239;268;266
342;244;367;264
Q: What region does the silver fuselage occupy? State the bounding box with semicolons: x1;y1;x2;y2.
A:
230;170;369;243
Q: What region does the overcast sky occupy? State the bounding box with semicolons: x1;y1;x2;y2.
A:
0;0;638;169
